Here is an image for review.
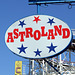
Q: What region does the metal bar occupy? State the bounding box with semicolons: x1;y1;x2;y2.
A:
44;58;61;74
29;59;30;75
42;60;45;75
30;60;35;75
29;1;75;5
69;50;71;65
37;4;40;14
60;54;62;72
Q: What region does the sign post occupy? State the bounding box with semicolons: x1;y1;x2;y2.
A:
37;4;40;14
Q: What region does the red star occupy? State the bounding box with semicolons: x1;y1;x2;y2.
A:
33;16;41;23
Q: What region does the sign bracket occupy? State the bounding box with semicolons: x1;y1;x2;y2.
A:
37;4;40;14
68;3;75;9
44;58;61;74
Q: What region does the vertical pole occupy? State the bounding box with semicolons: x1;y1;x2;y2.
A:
57;56;58;63
60;54;62;72
39;63;41;75
46;61;47;74
52;58;54;66
69;50;71;65
69;50;71;72
29;59;31;75
32;60;35;75
23;65;26;75
37;4;40;15
43;60;45;75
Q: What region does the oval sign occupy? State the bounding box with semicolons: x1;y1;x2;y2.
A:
5;15;72;59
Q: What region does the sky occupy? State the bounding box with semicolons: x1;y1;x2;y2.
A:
0;0;75;75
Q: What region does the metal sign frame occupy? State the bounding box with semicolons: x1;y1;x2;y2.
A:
29;0;75;5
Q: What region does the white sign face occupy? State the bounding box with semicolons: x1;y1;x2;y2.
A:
5;15;72;59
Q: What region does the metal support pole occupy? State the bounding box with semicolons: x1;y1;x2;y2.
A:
43;60;45;75
37;4;40;15
31;60;35;75
60;54;62;72
69;50;71;65
29;59;31;75
44;58;61;74
38;62;41;75
45;61;48;74
23;64;26;75
29;60;34;75
69;50;71;72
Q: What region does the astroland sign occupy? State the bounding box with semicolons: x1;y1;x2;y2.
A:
5;15;72;59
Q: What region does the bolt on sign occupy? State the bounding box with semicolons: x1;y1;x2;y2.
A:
5;15;72;59
15;61;22;75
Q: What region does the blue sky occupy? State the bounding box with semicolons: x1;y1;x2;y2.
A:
0;0;75;75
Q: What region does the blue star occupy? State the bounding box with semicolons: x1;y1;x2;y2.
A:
17;44;27;54
47;18;55;25
18;20;26;28
34;49;42;56
47;43;57;53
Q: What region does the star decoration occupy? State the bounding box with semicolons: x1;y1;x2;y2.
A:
18;20;26;28
33;16;41;24
47;43;57;53
47;18;55;25
17;44;27;54
34;49;42;56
